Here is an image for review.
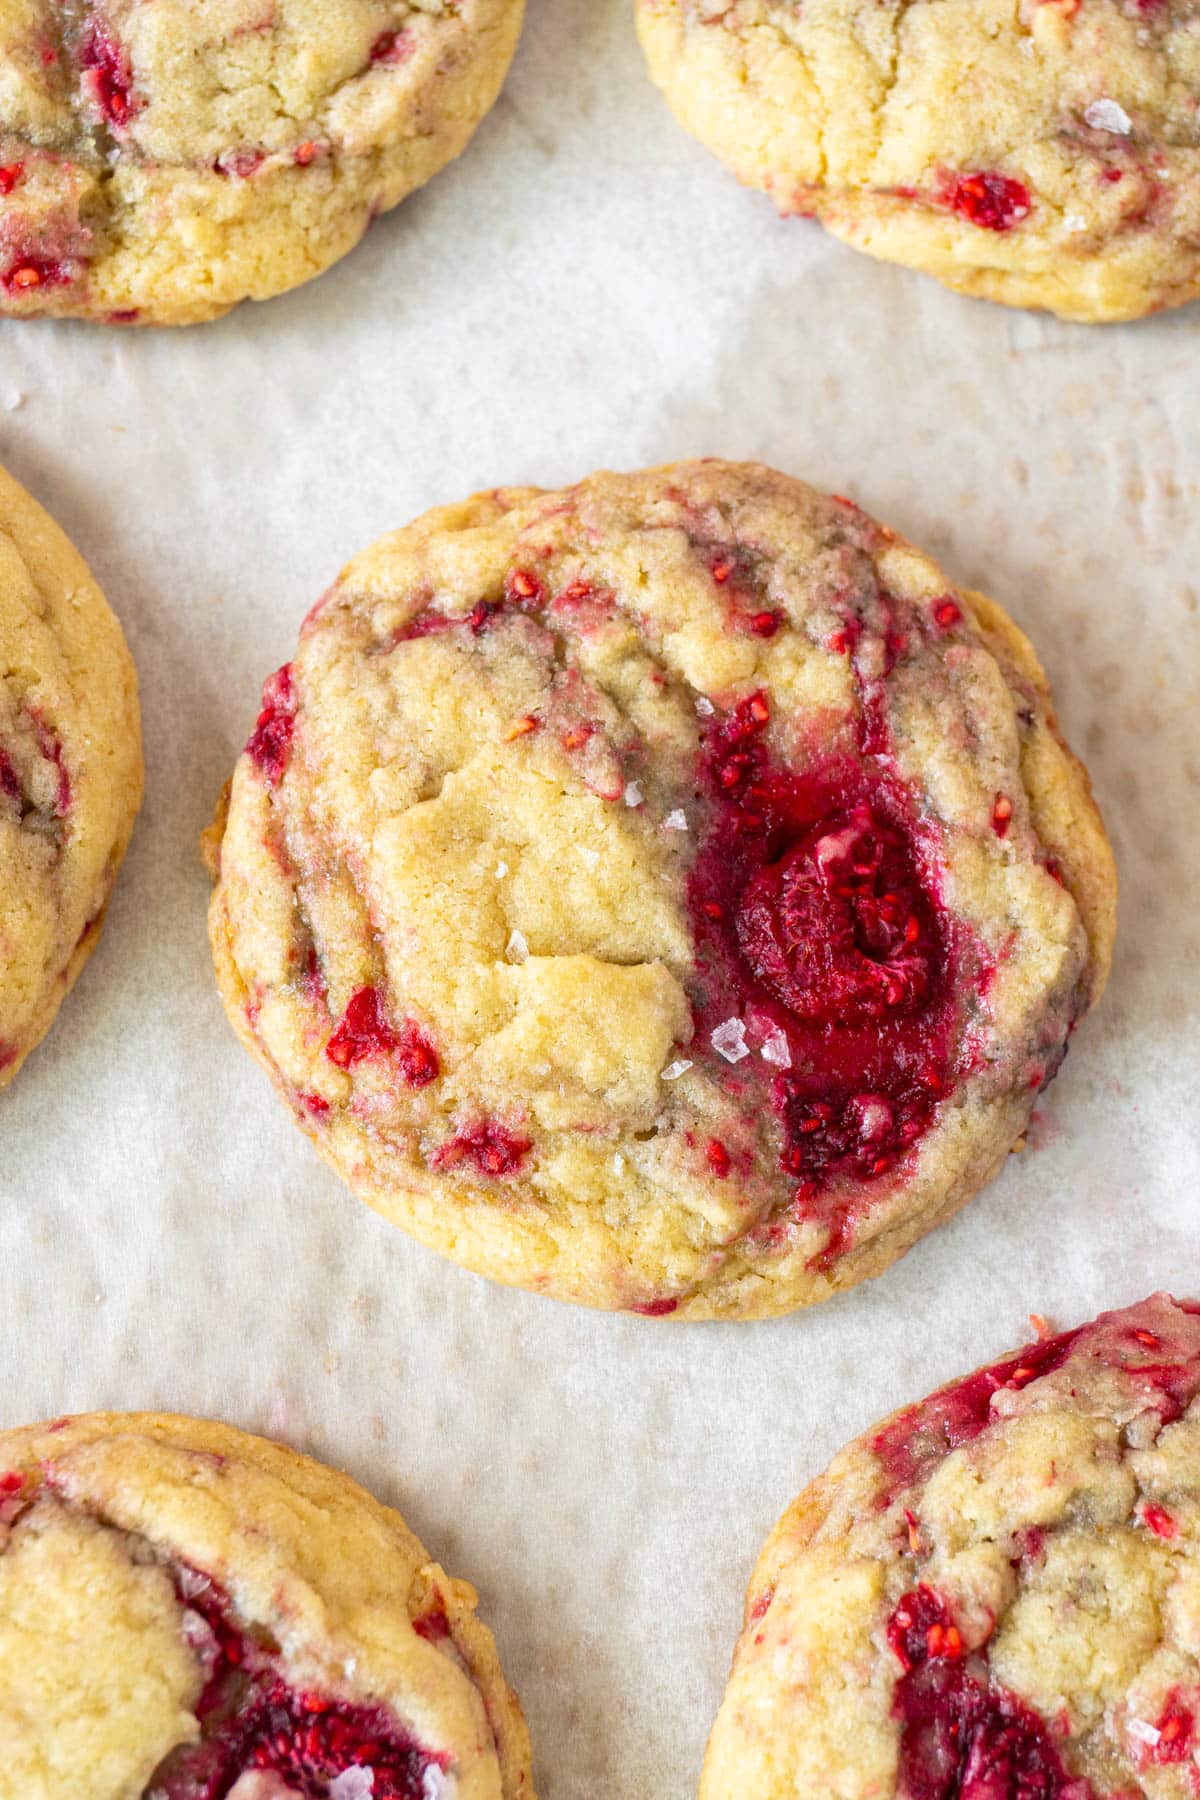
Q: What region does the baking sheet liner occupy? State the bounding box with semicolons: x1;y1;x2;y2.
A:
2;1;1199;1792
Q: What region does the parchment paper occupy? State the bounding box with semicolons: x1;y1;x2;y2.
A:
2;2;1199;1792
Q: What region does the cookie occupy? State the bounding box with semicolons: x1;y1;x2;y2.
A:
701;1293;1200;1798
204;460;1115;1321
0;463;141;1089
0;0;524;326
636;0;1200;323
0;1411;534;1799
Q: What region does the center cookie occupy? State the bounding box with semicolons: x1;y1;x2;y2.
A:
0;0;525;325
205;460;1115;1320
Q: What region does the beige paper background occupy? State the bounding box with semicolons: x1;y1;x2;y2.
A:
2;1;1199;1793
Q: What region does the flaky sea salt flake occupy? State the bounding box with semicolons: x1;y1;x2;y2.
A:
663;809;689;832
624;780;643;807
760;1027;791;1069
661;1058;693;1081
330;1771;375;1800
578;845;600;870
711;1018;749;1063
506;928;528;963
695;695;715;716
1084;98;1132;134
1128;1719;1161;1749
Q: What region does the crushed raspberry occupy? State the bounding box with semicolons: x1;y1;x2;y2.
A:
992;794;1013;837
705;1138;732;1177
0;162;23;196
688;692;967;1200
933;599;962;629
433;1120;530;1178
0;750;19;803
468;600;499;634
246;665;297;787
887;1587;964;1673
293;140;319;166
505;567;544;607
150;1568;444;1799
745;610;781;638
887;1587;1089;1799
370;27;416;64
1148;1693;1195;1764
2;257;73;295
871;1323;1083;1496
944;171;1032;231
411;1604;451;1643
1141;1502;1178;1539
325;988;439;1087
631;1297;679;1317
216;149;267;180
80;25;137;128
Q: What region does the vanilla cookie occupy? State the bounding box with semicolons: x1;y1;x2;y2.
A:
0;463;141;1089
637;0;1200;322
0;1411;533;1799
702;1293;1200;1798
0;0;524;325
205;460;1115;1319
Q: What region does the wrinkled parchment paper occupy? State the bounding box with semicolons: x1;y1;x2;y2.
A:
2;2;1199;1792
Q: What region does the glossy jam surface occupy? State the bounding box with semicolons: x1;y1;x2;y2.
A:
148;1571;443;1800
689;694;964;1199
887;1588;1093;1799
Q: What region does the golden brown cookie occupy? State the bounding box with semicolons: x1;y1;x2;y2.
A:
702;1293;1200;1798
637;0;1200;322
0;0;525;325
205;460;1115;1319
0;1411;534;1799
0;462;141;1089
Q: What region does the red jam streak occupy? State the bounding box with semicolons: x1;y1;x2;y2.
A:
1;256;73;295
873;1296;1200;1500
944;172;1032;231
887;1587;1094;1799
0;161;23;195
325;986;440;1086
245;665;297;787
147;1569;446;1799
688;693;964;1201
80;24;137;128
432;1120;531;1177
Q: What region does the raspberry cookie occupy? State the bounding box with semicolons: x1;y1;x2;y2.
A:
701;1294;1200;1799
205;460;1115;1320
0;0;524;326
0;1411;534;1799
637;0;1200;322
0;463;141;1089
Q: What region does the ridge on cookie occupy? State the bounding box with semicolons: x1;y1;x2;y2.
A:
0;0;525;326
636;0;1200;322
0;1411;534;1799
205;460;1116;1320
701;1293;1200;1798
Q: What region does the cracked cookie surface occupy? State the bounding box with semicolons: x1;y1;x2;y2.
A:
701;1294;1200;1799
636;0;1200;321
0;462;141;1090
0;0;524;325
205;460;1115;1321
0;1411;534;1800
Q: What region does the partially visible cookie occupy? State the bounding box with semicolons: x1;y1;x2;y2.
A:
205;460;1115;1319
0;0;525;326
637;0;1200;322
0;1411;534;1799
0;464;141;1089
702;1294;1200;1799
